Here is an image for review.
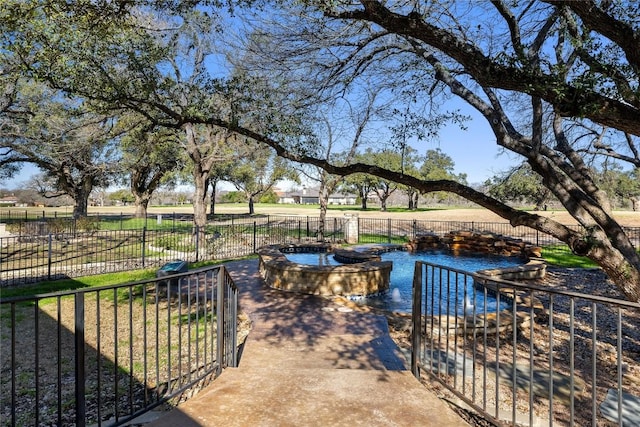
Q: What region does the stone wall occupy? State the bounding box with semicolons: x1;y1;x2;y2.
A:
258;244;392;298
408;230;542;259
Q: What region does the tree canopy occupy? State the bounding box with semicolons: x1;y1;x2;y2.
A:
2;1;640;301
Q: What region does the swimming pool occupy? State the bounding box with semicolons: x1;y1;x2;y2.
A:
284;249;521;313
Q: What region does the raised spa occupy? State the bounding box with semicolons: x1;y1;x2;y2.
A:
257;244;392;298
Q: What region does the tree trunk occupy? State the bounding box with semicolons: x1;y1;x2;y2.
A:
584;228;640;302
133;193;151;218
184;122;219;251
318;183;330;241
248;196;255;215
192;173;209;228
71;176;94;218
73;195;89;218
360;187;368;209
380;196;388;212
210;181;217;218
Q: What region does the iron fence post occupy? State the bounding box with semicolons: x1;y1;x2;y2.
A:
195;225;200;262
387;218;392;244
298;220;301;242
231;288;238;367
253;221;257;253
411;263;423;379
47;233;52;280
142;227;147;267
74;293;86;427
216;267;225;376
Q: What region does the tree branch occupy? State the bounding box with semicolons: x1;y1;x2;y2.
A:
330;1;640;136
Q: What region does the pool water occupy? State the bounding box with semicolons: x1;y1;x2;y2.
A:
285;252;341;266
284;249;521;313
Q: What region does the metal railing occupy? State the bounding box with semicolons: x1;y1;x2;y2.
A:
0;265;238;427
410;262;640;426
0;216;350;286
2;215;639;287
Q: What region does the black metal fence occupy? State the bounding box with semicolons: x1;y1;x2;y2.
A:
0;265;238;427
0;215;349;287
0;216;640;287
357;217;580;247
2;212;640;426
2;214;639;287
410;262;640;426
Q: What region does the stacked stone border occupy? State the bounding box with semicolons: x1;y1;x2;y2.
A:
407;230;549;338
257;243;392;298
258;230;547;303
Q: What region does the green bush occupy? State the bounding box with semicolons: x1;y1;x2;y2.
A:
154;235;195;252
221;191;247;203
5;222;22;233
75;216;101;233
155;235;177;250
47;218;71;234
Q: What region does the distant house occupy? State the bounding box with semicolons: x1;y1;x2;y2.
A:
0;196;19;207
276;188;357;205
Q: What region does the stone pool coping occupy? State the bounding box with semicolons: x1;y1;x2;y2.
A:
342;242;547;281
476;258;547;281
258;241;547;302
257;243;392;297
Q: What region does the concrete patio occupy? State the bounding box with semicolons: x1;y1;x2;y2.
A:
147;259;470;427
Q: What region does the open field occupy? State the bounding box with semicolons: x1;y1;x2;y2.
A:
98;204;640;227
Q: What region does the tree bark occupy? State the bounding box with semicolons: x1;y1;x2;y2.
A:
248;196;255;215
359;186;368;210
184;123;215;249
130;165;168;219
68;175;94;218
133;193;151;219
317;182;330;241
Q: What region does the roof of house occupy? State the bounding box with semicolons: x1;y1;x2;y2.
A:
279;189;356;199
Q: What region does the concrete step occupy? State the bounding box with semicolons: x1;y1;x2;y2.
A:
148;368;470;427
238;333;407;371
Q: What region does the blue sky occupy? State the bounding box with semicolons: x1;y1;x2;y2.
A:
431;104;520;185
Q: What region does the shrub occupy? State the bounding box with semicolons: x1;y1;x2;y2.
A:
155;235;177;250
5;222;22;234
47;218;71;234
75;216;101;233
